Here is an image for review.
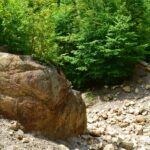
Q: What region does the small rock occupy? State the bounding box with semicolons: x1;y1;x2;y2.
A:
16;129;24;140
111;137;122;145
107;94;113;100
94;122;101;128
101;113;108;120
123;118;133;124
108;119;116;125
120;141;134;150
117;110;122;116
135;88;139;93
128;108;134;114
122;86;131;93
0;144;4;149
103;96;110;101
134;109;140;115
81;135;91;140
106;127;117;137
115;116;124;122
135;126;143;135
124;100;135;107
138;105;145;114
17;129;24;135
10;121;23;131
111;85;119;90
104;85;109;89
142;111;148;116
22;138;30;143
135;115;146;123
115;92;120;96
120;122;129;128
126;125;135;133
87;138;94;145
12;145;19;150
89;145;97;150
120;84;124;88
143;128;150;134
9;131;14;136
92;115;99;122
103;144;115;150
17;135;23;140
103;135;112;142
135;96;142;100
98;127;105;134
58;145;69;150
145;85;150;90
113;97;117;101
130;101;135;105
88;117;95;124
124;101;130;107
137;79;143;83
81;93;87;100
97;142;103;149
90;128;104;137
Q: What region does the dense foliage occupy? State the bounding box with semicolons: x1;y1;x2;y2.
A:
0;0;150;88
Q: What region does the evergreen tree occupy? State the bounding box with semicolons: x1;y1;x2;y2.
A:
0;0;149;88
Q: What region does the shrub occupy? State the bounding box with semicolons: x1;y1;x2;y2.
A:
57;1;147;88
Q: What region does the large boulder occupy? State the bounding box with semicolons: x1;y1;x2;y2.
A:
0;52;87;139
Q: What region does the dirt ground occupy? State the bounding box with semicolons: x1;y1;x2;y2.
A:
0;64;149;150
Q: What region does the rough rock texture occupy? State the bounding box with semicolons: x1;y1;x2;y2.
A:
0;52;87;139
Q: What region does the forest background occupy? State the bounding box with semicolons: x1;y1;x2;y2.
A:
0;0;150;88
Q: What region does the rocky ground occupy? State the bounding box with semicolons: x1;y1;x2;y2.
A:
0;64;150;150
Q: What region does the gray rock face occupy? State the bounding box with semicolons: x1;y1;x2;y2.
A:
0;52;87;139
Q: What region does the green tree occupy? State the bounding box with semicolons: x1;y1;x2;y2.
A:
58;1;147;88
0;0;30;53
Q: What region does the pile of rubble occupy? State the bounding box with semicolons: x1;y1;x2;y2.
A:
82;99;150;150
